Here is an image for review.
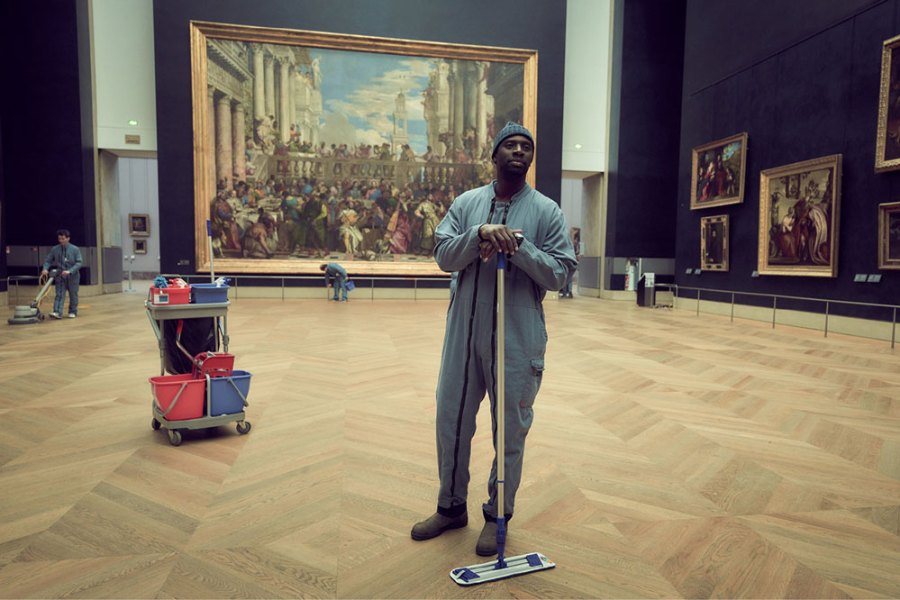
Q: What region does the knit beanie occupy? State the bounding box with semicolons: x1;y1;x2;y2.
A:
491;122;534;157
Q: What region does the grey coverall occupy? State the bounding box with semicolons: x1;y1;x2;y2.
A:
41;243;83;316
432;181;576;521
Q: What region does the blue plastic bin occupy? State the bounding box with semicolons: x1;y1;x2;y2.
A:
208;370;251;416
192;283;229;304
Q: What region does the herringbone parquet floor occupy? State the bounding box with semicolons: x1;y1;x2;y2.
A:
1;287;899;598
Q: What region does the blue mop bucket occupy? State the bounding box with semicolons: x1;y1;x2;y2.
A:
208;370;251;416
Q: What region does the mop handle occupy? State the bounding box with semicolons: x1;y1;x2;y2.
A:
496;253;506;522
206;220;215;282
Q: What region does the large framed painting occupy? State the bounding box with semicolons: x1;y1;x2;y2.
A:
758;154;842;277
690;132;747;210
700;214;728;272
190;21;537;275
878;201;900;269
876;34;900;173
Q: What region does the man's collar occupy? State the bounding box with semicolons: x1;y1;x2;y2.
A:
492;180;531;202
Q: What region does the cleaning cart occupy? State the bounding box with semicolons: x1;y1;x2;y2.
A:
145;284;251;446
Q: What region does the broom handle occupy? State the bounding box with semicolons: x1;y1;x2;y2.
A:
207;220;215;283
496;253;506;523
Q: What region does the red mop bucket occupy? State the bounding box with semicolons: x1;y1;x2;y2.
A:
150;374;206;420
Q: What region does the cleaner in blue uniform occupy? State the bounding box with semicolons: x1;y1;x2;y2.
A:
411;122;577;556
41;228;83;319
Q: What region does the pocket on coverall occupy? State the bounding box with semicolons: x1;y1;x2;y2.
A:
517;358;544;408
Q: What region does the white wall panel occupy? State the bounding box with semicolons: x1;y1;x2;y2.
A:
562;0;611;173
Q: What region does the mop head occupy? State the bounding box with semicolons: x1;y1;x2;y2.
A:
450;552;555;586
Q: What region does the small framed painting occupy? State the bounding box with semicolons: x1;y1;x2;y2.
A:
878;201;900;269
700;214;728;271
690;132;747;210
129;213;150;237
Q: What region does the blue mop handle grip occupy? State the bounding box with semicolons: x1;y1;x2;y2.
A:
495;516;508;568
497;253;507;270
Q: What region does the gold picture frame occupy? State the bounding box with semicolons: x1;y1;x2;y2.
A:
875;34;900;173
133;239;148;255
758;154;842;277
878;201;900;269
129;213;150;237
190;21;538;275
700;214;728;271
690;132;747;210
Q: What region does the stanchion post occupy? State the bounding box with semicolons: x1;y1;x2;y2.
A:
124;255;138;293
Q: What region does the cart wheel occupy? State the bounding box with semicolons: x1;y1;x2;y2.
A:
236;421;251;435
151;418;161;430
167;429;183;446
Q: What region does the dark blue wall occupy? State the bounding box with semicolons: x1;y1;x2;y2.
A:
677;0;900;315
0;0;95;283
606;0;686;261
152;0;567;274
0;107;5;292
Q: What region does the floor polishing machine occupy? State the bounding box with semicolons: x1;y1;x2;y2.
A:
7;269;59;325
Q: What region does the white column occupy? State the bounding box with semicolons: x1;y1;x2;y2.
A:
279;58;291;143
288;70;297;141
253;46;265;121
464;62;478;133
264;55;276;120
216;94;233;190
447;62;457;148
207;86;217;196
232;101;246;182
452;61;465;154
475;62;488;157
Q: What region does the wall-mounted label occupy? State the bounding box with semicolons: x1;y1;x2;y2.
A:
125;134;141;144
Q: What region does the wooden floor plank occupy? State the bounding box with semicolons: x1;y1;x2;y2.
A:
1;291;899;597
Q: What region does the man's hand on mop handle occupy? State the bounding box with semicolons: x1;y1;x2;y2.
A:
478;224;523;262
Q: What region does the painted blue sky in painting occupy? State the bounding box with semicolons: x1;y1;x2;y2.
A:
312;48;431;153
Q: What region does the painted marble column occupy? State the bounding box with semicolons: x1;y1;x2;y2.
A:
288;71;298;142
446;62;456;153
475;62;488;158
216;94;233;190
253;46;265;121
463;62;478;134
232;101;246;182
207;86;217;197
279;58;291;143
264;55;275;121
452;61;465;154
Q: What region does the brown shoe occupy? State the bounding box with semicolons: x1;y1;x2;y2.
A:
475;521;498;556
410;512;468;541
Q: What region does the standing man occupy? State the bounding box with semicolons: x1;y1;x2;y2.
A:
319;262;349;302
41;228;83;319
411;122;576;556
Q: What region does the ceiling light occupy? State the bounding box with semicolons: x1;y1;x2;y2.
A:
128;119;139;126
574;143;583;150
